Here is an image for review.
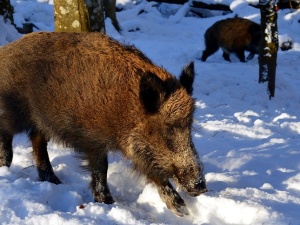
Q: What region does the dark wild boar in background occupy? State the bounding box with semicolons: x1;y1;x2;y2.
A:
201;17;261;62
0;32;207;216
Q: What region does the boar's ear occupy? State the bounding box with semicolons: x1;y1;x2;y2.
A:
140;71;166;114
179;62;195;95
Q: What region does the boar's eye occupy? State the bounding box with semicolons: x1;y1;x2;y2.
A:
166;117;191;138
172;164;187;178
167;126;175;135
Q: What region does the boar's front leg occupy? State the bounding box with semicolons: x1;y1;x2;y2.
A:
0;132;13;167
222;51;231;62
153;178;189;217
88;153;114;204
30;130;61;184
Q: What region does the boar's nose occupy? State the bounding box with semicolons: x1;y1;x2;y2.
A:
189;181;208;197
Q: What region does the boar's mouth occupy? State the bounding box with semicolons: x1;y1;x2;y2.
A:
186;180;208;197
173;174;208;197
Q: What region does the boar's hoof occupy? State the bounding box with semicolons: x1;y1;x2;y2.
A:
38;171;62;185
156;181;189;216
95;195;115;205
168;199;189;217
0;159;11;167
164;193;189;217
94;192;115;204
49;176;62;185
0;151;13;167
173;205;189;217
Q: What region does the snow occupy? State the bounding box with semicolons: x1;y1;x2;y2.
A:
0;0;300;224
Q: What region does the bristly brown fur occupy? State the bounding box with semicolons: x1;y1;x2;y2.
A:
0;32;207;217
201;17;261;62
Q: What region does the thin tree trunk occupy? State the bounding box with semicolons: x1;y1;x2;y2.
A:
103;0;120;31
85;0;106;32
258;0;278;99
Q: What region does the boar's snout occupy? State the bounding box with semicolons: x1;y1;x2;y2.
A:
174;165;208;197
187;179;208;197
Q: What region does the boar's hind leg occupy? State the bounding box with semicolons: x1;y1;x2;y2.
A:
246;52;255;61
0;132;13;167
30;130;61;184
201;46;219;62
236;50;246;62
89;153;114;204
154;179;189;217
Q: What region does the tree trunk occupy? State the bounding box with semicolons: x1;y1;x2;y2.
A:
54;0;109;33
0;0;14;24
54;0;90;32
104;0;120;31
85;0;106;32
258;0;278;99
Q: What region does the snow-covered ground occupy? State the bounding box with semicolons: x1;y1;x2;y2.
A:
0;0;300;224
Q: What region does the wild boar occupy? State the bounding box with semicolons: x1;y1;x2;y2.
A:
201;17;261;62
0;32;207;216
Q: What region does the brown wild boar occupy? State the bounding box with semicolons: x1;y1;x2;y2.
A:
201;17;261;62
0;32;207;216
